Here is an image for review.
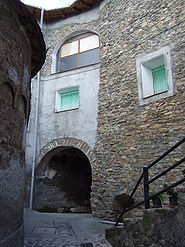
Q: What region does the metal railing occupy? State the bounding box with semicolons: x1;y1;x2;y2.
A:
115;137;185;227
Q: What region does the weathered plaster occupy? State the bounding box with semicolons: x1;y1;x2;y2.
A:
26;64;100;174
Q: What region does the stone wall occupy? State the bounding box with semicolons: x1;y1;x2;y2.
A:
29;0;185;217
105;192;185;247
0;1;38;246
93;0;185;217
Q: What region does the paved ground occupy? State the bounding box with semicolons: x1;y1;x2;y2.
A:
24;209;112;247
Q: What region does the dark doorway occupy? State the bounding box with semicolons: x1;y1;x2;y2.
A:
33;147;92;213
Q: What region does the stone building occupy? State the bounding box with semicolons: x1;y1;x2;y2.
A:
25;0;185;218
0;0;45;246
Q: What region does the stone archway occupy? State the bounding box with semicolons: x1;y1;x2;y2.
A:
33;138;96;213
38;137;96;170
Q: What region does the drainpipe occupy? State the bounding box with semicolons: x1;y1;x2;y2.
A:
29;8;44;210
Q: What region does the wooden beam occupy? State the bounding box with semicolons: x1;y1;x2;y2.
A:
60;11;66;19
72;7;80;13
79;0;91;8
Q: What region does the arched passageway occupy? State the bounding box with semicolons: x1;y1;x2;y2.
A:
33;147;92;213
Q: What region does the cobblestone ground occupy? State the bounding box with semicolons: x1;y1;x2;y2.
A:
24;210;112;247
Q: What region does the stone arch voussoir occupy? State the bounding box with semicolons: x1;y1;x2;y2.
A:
38;138;96;171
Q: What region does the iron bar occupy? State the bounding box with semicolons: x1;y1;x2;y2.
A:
148;177;185;200
114;177;185;220
147;156;185;185
115;173;143;227
115;137;185;227
147;137;185;169
143;166;150;209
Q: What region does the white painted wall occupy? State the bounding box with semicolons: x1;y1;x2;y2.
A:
26;64;100;171
25;0;108;171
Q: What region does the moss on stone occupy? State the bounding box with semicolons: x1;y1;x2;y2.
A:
143;211;152;232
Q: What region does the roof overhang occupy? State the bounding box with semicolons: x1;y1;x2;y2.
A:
26;0;103;23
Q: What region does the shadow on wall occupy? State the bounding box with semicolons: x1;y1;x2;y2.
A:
33;147;92;213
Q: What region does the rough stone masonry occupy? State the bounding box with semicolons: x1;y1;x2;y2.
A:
0;0;45;246
105;192;185;247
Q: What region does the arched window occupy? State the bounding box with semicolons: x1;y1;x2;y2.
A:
57;32;100;73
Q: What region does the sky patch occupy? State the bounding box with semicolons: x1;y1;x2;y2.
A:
21;0;76;10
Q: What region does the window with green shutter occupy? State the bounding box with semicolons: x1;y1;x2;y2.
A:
137;47;173;105
152;65;167;94
60;90;79;111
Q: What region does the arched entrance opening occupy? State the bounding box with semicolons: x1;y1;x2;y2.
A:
33;146;92;213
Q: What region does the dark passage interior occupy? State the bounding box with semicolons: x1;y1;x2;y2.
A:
33;147;92;213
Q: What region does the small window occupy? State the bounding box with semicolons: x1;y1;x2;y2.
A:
55;87;79;112
57;32;100;73
136;46;174;105
60;90;79;111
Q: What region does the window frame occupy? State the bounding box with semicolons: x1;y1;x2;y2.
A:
136;46;174;105
57;32;100;73
55;86;80;113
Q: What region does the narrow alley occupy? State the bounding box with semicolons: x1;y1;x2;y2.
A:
24;209;112;247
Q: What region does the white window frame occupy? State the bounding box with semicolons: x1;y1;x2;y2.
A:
51;30;100;74
57;33;100;73
55;86;80;112
136;46;174;105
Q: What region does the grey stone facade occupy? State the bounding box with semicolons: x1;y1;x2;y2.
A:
26;0;185;218
94;0;185;217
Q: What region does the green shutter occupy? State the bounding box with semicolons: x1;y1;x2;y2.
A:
152;65;167;94
60;90;79;111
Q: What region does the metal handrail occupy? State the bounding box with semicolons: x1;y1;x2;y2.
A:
115;177;185;220
115;173;143;226
146;156;185;185
147;137;185;169
115;137;185;227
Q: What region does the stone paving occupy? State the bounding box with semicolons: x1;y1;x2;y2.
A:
24;209;112;247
